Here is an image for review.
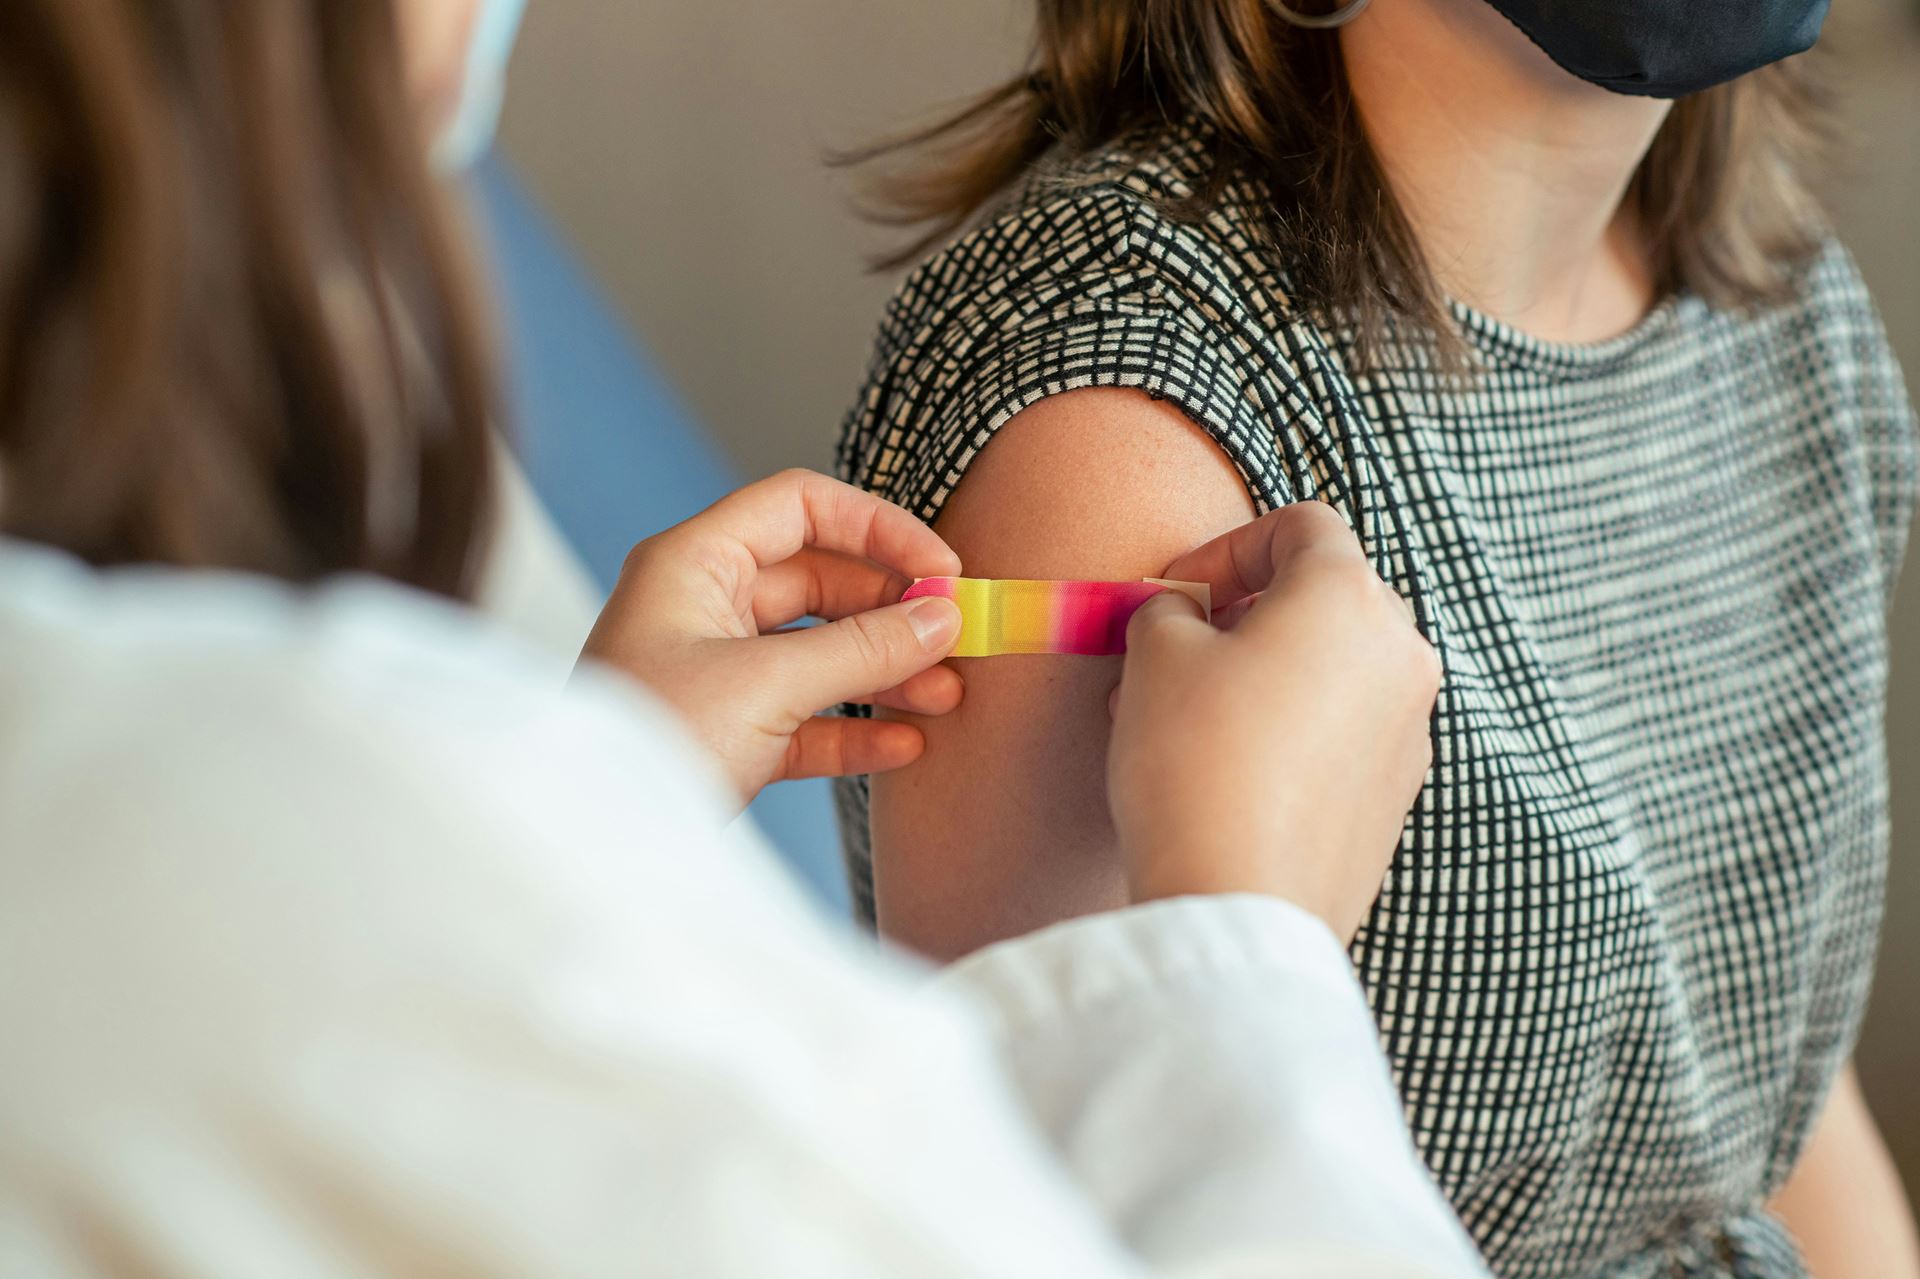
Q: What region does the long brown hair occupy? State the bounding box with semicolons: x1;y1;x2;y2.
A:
847;0;1831;364
0;0;497;597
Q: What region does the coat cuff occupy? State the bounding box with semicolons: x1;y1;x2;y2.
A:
940;894;1364;1036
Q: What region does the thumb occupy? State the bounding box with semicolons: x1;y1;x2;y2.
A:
768;596;962;714
1125;587;1210;655
1116;591;1210;717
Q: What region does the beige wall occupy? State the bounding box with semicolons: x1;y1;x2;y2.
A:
498;0;1027;477
1825;6;1920;1202
501;0;1920;1191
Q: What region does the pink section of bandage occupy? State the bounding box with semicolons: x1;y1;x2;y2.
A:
1054;580;1164;654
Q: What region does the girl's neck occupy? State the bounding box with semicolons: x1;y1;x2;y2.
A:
1340;0;1673;344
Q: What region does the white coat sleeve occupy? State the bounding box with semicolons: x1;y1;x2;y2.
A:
0;585;1489;1279
952;896;1490;1279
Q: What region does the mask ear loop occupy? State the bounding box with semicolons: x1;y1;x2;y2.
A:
1267;0;1372;29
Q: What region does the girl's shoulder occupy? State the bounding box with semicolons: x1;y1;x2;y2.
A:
878;122;1299;344
1794;235;1920;593
842;125;1337;518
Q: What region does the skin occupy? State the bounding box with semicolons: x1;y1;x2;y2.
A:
1340;0;1668;342
396;0;485;143
868;0;1920;1267
583;469;967;801
871;389;1256;958
581;470;1440;939
1111;501;1441;936
1769;1067;1920;1279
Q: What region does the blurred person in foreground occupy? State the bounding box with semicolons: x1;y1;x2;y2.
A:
0;2;1483;1276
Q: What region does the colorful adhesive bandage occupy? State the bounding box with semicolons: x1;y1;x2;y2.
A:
901;577;1212;657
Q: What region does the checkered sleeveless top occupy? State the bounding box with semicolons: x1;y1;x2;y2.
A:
833;125;1917;1278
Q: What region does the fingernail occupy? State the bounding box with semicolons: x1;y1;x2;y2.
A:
908;597;961;649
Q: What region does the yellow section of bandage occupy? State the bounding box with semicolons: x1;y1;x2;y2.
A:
948;577;1055;657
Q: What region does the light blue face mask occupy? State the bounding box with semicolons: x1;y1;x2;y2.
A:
432;0;530;173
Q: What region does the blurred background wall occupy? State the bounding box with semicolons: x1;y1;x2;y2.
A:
497;0;1920;1194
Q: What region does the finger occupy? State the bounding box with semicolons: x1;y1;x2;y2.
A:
860;664;965;716
766;596;962;715
781;716;926;781
702;470;962;582
1124;587;1212;656
1159;502;1364;609
1113;591;1212;726
752;548;911;631
1210;593;1260;631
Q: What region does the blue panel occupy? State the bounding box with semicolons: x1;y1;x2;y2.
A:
472;157;733;587
471;155;849;918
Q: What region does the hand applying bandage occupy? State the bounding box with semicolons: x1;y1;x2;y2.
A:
581;468;1436;945
581;470;965;804
1109;502;1442;942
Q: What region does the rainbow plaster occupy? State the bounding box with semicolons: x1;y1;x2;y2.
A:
901;578;1212;657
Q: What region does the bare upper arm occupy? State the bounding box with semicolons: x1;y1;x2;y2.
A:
870;386;1256;961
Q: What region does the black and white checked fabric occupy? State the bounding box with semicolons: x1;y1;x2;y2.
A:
834;123;1919;1279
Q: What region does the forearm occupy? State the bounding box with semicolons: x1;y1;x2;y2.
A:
1770;1064;1920;1279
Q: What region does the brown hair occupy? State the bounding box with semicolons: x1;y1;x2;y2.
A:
0;0;497;597
847;1;1831;365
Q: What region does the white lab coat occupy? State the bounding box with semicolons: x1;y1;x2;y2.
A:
0;540;1489;1279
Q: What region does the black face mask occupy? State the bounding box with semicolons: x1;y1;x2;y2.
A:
1479;0;1829;97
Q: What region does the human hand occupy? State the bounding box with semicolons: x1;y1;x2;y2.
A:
1107;503;1440;941
582;470;965;806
